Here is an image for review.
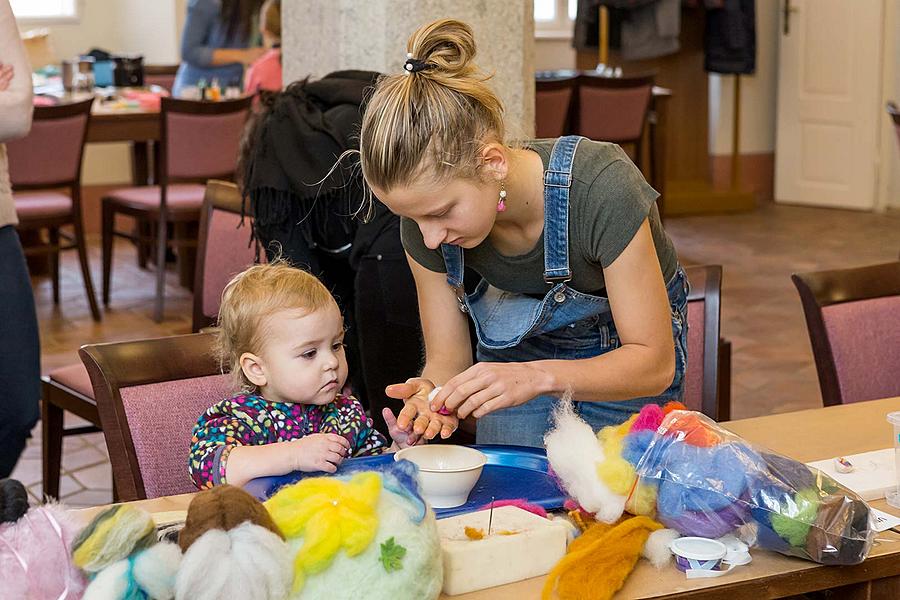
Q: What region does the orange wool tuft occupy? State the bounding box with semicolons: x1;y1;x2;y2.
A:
541;516;662;600
664;412;721;447
662;401;687;414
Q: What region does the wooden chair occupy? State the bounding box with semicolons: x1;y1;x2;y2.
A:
792;262;900;406
535;71;578;138
683;265;731;421
191;180;260;332
79;333;231;501
7;98;101;321
102;96;253;322
574;73;655;172
144;64;180;93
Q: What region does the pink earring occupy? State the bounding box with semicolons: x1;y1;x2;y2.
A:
497;180;507;212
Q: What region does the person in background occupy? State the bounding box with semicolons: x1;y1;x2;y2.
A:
0;0;39;478
244;0;282;95
173;0;268;97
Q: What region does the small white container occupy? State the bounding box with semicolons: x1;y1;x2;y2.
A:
670;537;727;573
887;412;900;509
394;445;486;508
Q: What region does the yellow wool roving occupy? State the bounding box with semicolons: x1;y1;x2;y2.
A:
264;472;381;591
71;505;156;573
594;416;657;516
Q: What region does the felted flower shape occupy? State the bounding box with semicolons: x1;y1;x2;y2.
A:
265;472;382;591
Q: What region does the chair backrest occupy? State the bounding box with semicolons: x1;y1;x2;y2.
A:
160;96;253;184
682;265;725;420
192;180;263;332
535;73;578;138
79;333;232;501
6;98;93;189
792;262;900;407
575;74;654;144
144;64;179;93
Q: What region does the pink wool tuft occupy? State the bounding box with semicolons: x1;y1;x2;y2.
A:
630;404;665;433
477;499;548;518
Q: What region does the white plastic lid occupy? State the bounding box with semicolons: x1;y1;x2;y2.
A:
887;411;900;427
670;537;727;561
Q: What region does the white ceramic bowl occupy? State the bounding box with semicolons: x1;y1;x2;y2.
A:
394;445;487;508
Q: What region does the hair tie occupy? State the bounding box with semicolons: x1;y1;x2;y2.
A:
404;53;434;74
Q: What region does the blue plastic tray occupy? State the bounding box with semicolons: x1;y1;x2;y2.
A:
243;444;566;519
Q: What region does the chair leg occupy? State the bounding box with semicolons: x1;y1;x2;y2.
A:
153;211;168;322
48;227;60;305
41;393;64;501
136;220;150;269
73;210;102;322
102;201;114;306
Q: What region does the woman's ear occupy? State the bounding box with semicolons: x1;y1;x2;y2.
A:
240;352;267;388
478;142;509;183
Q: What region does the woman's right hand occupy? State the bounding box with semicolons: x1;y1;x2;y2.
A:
291;433;352;473
386;378;458;440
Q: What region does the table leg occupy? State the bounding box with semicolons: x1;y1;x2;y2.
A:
131;141;150;186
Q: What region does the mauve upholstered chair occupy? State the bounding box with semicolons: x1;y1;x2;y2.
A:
7;97;101;321
792;262;900;407
535;71;578;138
101;95;252;322
575;73;655;172
79;332;231;501
191;179;261;332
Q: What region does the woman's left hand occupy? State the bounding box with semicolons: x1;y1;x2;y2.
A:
430;362;552;419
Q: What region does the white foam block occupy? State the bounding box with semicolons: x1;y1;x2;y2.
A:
807;448;896;501
437;506;567;596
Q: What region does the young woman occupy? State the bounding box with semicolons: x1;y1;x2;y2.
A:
357;19;689;447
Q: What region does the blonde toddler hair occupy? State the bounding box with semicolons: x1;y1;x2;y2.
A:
359;18;505;194
216;262;336;391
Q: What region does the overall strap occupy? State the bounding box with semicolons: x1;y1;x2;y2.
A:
440;243;468;313
543;135;582;283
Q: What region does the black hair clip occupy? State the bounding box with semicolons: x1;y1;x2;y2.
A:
404;53;434;74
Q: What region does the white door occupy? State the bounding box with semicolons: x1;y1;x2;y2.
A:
775;0;883;210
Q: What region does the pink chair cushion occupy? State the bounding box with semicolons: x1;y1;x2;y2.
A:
578;85;652;142
166;110;249;180
119;374;233;498
202;209;260;318
6;113;87;186
48;363;95;399
104;184;206;211
536;87;572;138
821;296;900;404
682;299;706;413
13;191;72;220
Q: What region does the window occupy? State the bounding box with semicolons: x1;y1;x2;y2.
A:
534;0;577;38
10;0;78;21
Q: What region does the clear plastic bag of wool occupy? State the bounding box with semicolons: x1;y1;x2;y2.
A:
627;410;876;565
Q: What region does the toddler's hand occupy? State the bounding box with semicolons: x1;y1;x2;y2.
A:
386;378;458;440
382;407;421;449
291;433;352;473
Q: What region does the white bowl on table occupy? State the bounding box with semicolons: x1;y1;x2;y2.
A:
394;445;487;509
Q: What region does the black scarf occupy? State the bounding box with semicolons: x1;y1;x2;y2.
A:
241;70;381;252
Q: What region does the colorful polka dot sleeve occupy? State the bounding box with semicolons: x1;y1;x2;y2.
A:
188;393;389;489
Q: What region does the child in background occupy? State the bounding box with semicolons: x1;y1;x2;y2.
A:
188;262;418;489
244;0;282;95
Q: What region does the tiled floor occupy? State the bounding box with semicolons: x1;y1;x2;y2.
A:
9;201;900;507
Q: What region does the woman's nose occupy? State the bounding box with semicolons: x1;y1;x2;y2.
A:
422;225;446;250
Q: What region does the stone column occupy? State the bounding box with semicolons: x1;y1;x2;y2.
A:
283;0;535;137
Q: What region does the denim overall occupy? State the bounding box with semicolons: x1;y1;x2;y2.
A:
439;136;689;447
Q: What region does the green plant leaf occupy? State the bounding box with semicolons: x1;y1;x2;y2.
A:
380;537;407;573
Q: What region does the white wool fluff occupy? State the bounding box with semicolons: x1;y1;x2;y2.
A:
83;542;182;600
642;529;679;568
544;398;626;523
134;542;182;599
175;522;292;600
83;561;129;600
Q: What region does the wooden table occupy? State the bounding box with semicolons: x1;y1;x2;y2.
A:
73;398;900;599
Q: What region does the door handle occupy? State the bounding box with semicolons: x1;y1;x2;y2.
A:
784;0;800;35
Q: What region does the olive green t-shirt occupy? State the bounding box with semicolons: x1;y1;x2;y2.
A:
400;139;678;295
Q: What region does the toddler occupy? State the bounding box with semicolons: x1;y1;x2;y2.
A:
189;262;417;489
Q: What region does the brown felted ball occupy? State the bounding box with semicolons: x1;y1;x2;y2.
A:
178;485;284;552
805;495;871;565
